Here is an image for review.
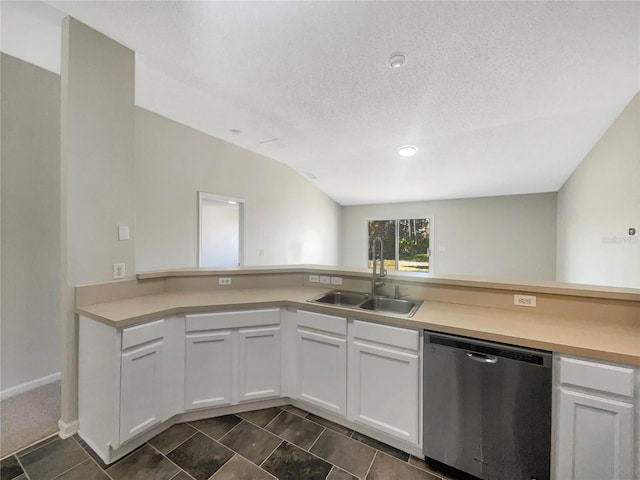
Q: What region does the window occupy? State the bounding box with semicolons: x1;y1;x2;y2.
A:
198;192;244;267
367;218;430;272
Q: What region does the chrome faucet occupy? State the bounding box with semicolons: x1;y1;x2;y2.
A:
371;236;387;296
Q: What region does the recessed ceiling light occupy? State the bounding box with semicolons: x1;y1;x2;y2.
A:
387;53;407;69
397;145;418;157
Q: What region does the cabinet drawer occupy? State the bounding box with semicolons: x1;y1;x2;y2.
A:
353;320;419;351
559;356;635;398
297;310;347;336
186;309;280;332
121;319;165;350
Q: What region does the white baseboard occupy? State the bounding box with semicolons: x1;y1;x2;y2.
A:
58;418;79;439
0;372;61;401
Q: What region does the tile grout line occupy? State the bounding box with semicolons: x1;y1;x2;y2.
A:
49;458;93;480
1;432;59;462
305;427;326;452
215;417;248;443
168;467;195;480
154;428;199;456
71;436;117;480
236;408;283;430
280;423;378;478
363;450;378;480
13;454;28;480
257;439;285;469
299;414;355;443
147;441;202;480
70;436;107;472
259;439;345;478
262;409;285;430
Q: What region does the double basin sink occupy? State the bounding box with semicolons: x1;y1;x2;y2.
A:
307;289;423;318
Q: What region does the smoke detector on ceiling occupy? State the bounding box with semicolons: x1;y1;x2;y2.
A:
387;53;407;69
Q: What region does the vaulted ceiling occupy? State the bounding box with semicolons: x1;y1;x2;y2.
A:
2;1;639;205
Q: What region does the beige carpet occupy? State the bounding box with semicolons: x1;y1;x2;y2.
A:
0;380;60;457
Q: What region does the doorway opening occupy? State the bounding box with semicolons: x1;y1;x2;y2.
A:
198;192;244;267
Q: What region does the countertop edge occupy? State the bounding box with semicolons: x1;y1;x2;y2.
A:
76;292;640;366
133;265;640;302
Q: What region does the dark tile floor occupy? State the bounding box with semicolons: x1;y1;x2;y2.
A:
0;405;456;480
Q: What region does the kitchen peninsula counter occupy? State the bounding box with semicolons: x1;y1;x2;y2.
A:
76;270;640;366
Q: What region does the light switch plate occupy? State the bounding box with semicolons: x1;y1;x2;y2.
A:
319;276;331;284
118;225;130;241
331;276;343;285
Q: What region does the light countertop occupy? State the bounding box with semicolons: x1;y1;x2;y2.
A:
77;286;640;366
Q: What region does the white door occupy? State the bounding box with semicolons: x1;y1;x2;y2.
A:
296;328;347;415
184;331;234;410
238;326;281;401
351;340;419;444
556;388;634;480
120;341;163;443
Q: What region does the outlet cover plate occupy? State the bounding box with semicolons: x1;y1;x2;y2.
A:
112;263;125;280
514;294;536;307
319;276;331;284
219;277;232;285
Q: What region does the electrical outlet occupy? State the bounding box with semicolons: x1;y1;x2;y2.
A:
514;294;536;307
219;277;232;286
309;275;320;283
112;263;125;280
331;276;343;285
319;276;331;284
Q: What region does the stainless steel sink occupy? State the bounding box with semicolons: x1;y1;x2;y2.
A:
309;290;370;306
358;297;423;316
307;290;422;317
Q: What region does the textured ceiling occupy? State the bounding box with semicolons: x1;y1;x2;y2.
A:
3;1;639;205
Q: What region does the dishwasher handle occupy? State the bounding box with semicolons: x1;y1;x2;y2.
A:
466;351;498;364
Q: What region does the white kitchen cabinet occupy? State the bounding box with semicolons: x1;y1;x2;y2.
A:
554;355;637;480
79;315;185;462
120;339;164;443
295;311;347;415
185;330;233;409
184;308;281;410
349;320;420;445
238;326;281;401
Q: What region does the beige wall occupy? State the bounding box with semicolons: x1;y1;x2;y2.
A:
59;17;136;427
135;108;341;271
557;93;640;288
1;53;61;391
342;193;558;281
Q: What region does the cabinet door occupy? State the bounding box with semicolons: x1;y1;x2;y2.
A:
296;328;347;415
120;341;163;443
351;340;419;444
185;331;233;410
556;388;634;480
238;326;281;401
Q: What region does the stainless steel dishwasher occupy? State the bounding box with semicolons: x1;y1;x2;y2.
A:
423;331;552;480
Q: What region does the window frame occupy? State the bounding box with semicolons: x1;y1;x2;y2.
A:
365;216;433;273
